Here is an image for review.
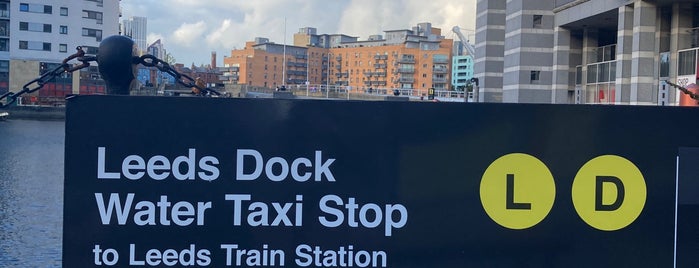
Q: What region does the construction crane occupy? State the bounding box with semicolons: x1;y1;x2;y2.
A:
452;26;475;56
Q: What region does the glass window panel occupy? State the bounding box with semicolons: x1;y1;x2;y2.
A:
598;62;609;82
587;64;597;83
679;50;696;76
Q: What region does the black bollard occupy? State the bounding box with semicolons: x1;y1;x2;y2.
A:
97;35;136;95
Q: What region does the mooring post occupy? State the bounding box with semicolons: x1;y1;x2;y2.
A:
97;35;136;95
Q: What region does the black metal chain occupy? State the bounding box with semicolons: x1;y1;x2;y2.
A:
134;54;221;96
0;47;97;108
664;80;699;100
0;48;221;108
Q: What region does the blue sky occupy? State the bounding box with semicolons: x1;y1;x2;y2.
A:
119;0;476;66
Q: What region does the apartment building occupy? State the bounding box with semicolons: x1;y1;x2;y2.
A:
3;0;120;100
476;0;699;105
452;40;474;91
224;23;453;92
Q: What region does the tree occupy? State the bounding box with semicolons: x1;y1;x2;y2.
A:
165;52;176;65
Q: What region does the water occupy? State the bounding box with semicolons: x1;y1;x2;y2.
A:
0;119;64;267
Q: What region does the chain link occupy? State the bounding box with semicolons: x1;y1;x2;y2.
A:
0;47;96;108
134;55;221;96
664;80;699;100
0;48;221;108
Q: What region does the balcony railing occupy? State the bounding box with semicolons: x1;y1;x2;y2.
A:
433;66;448;73
398;77;414;83
432;77;448;83
396;68;415;74
397;56;415;63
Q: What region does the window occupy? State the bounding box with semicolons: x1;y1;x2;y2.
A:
19;40;51;51
19;3;52;14
60;7;68;16
19;22;51;33
678;50;696;76
60;25;67;34
530;71;541;83
0;3;9;18
82;28;102;41
82;10;103;24
59;44;67;53
0;39;7;52
83;46;99;55
533;15;543;28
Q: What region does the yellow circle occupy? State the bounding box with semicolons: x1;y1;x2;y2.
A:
480;153;556;229
571;155;646;231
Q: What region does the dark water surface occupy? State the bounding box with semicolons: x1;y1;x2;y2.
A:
0;119;64;267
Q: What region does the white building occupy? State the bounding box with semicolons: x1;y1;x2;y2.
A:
122;16;146;56
3;0;120;98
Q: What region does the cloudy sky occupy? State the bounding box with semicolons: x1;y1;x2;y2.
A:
119;0;476;67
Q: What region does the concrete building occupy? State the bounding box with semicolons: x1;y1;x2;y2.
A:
3;0;120;101
475;0;699;105
121;16;146;56
224;23;453;92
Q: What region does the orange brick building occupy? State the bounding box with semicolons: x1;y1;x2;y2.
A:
223;23;453;91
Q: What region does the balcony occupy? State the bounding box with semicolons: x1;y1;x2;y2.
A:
397;55;415;63
433;58;449;64
364;80;387;86
374;63;387;69
374;54;388;60
433;66;448;73
396;68;415;74
287;62;307;68
432;77;448;83
398;76;414;83
287;70;306;76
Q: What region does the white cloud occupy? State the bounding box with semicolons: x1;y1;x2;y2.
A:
120;0;476;66
171;21;207;47
205;19;231;47
147;33;164;46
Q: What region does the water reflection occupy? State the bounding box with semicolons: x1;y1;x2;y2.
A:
0;120;64;267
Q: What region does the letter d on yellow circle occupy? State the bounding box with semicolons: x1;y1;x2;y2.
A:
480;153;555;229
572;155;646;231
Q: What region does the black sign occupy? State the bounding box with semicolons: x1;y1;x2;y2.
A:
64;95;699;267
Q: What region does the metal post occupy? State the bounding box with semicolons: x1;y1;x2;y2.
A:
97;35;136;95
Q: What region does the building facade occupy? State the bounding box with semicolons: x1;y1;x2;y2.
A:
3;0;120;101
475;0;699;105
452;55;474;91
121;16;146;56
223;23;453;92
